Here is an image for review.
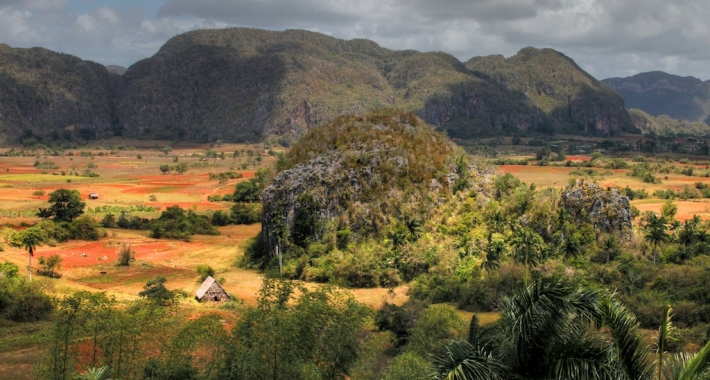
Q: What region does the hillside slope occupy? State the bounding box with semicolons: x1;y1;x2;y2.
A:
0;28;635;143
117;28;549;141
466;47;635;136
603;71;710;124
0;44;119;144
628;108;710;137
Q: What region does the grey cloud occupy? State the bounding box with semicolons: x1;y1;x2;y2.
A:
157;0;360;28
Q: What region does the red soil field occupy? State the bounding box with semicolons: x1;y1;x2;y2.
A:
32;240;178;268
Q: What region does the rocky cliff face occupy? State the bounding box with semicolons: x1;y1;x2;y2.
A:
261;110;458;258
603;71;710;124
562;180;632;236
0;29;636;143
466;47;634;136
0;44;119;144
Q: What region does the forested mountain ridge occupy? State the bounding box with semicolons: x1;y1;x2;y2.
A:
0;44;120;145
466;47;636;136
0;28;635;143
603;71;710;124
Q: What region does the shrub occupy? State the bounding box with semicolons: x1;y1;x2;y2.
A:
231;203;261;224
69;215;102;240
196;264;215;282
117;243;134;266
37;254;62;278
210;210;230;226
0;279;53;322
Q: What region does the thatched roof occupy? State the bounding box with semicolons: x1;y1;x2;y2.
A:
195;276;220;299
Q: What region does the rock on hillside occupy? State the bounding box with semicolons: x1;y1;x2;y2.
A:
562;180;632;236
261;109;461;259
0;44;119;143
603;71;710;124
467;47;634;136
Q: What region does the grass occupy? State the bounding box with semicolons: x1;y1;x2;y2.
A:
0;174;89;183
0;320;50;353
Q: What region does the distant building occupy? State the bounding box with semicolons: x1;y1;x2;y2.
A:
88;193;99;199
195;276;230;302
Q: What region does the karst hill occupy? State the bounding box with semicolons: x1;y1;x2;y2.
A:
604;71;710;125
0;28;635;144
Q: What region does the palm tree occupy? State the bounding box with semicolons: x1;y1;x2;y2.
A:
510;227;544;286
558;233;581;262
17;229;43;281
75;365;114;380
643;213;668;264
431;279;710;380
482;234;507;272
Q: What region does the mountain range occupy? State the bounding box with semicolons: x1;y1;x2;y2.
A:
0;28;654;144
603;72;710;125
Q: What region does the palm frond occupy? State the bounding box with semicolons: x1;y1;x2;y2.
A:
599;295;653;380
498;277;601;376
430;340;506;380
655;305;675;380
675;339;710;380
547;334;616;380
75;365;114;380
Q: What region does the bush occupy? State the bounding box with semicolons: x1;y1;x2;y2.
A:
231;203;261;224
210;210;231;226
0;279;53;322
117;243;134;266
68;215;102;240
233;180;260;202
196;264;215;282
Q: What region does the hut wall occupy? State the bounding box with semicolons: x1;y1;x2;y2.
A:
200;283;229;302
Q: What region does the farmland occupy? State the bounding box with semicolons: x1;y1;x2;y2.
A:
2;135;710;379
0;138;416;379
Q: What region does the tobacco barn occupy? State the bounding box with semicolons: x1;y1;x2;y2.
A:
195;276;230;302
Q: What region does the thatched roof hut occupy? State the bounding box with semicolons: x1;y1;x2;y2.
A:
195;276;230;302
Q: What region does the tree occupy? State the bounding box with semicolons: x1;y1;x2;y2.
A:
196;264;215;282
13;228;44;281
32;189;45;199
46;189;85;222
431;340;506;380
431;278;655;380
174;162;188;174
159;164;171;174
38;254;62;278
483;233;507;271
160;146;173;156
510;227;544;286
643;212;668;264
662;200;679;220
600;235;622;263
139;276;182;307
233;180;260;202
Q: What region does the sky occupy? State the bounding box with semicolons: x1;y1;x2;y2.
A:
0;0;708;80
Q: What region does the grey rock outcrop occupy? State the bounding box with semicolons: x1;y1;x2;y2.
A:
562;181;632;235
